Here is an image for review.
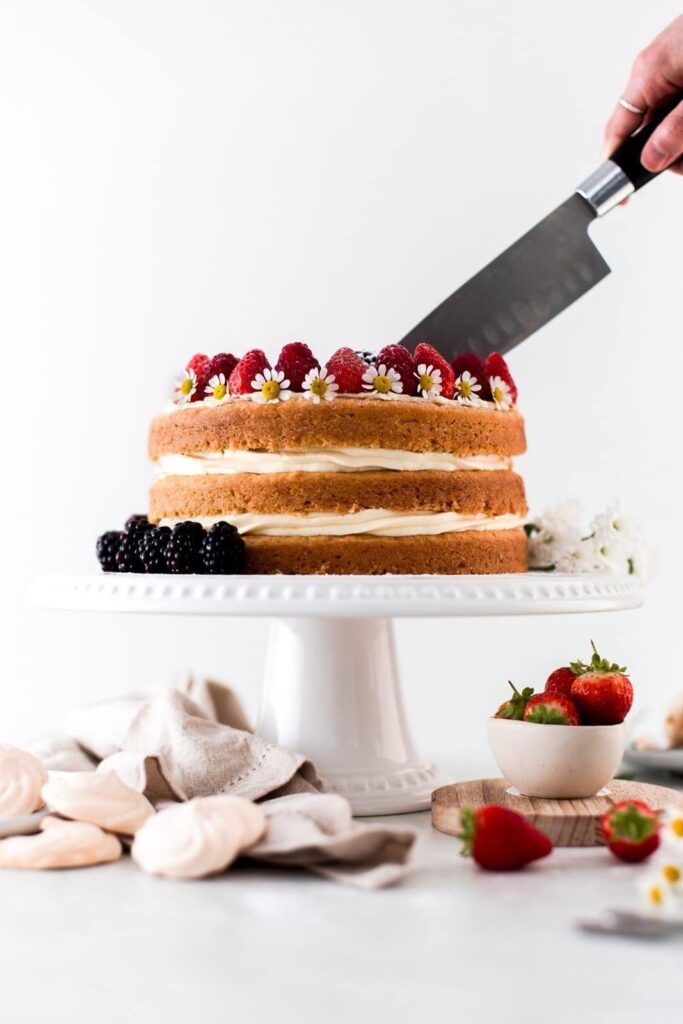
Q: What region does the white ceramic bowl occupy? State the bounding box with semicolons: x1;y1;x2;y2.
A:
487;718;626;799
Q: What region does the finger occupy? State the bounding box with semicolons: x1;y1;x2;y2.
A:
641;100;683;171
603;45;679;158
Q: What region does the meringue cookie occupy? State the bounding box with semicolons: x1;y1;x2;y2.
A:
0;815;121;869
132;795;266;879
0;745;48;818
42;770;155;835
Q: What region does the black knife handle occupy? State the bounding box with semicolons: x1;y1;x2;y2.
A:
610;90;683;190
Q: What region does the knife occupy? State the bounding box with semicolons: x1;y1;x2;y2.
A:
399;92;683;359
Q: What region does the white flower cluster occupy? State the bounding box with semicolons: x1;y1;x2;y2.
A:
640;809;683;917
526;499;653;582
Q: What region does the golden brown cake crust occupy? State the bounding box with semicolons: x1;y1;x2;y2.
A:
148;397;526;459
149;470;527;519
242;529;528;575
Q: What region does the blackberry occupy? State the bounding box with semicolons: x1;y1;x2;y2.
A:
166;521;204;573
96;531;124;572
125;514;150;535
140;525;171;573
115;532;144;572
354;350;376;365
200;522;246;575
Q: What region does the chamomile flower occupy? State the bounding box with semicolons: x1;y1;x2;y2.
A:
454;370;482;406
362;363;403;399
251;368;292;404
302;366;339;404
661;807;683;849
175;368;198;405
204;373;229;405
414;364;443;399
489;375;512;411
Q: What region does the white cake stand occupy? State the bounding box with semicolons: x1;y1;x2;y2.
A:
26;572;643;815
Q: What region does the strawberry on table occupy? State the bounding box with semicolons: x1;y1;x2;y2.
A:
545;666;578;698
523;692;582;725
601;800;661;863
459;805;552;871
569;642;633;725
495;681;534;720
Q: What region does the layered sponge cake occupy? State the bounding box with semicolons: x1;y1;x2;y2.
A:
147;343;528;575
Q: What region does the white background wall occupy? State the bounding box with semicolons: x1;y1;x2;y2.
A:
1;0;680;759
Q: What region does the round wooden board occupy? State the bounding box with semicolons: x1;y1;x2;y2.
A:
432;778;683;847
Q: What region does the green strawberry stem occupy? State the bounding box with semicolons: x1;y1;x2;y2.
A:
608;803;657;843
570;640;627;676
458;807;476;857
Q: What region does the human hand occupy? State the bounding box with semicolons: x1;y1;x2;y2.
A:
604;14;683;175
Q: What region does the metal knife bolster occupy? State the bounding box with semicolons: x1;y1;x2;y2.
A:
576;160;635;216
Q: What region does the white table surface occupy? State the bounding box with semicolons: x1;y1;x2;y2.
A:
1;757;681;1024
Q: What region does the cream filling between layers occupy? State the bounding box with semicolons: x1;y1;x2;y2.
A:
158;510;526;538
154;448;512;476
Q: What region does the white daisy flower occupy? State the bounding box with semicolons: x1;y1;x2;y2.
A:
204;373;229;405
361;363;403;399
661;807;683;849
414;363;443;399
489;374;512;410
251;367;292;404
454;370;482;406
175;368;198;405
302;366;339;404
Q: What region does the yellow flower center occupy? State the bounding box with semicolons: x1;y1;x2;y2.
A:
212;383;227;401
310;377;328;398
671;818;683;838
663;864;681;884
459;378;473;399
492;384;503;404
180;378;193;396
261;380;281;401
419;373;434;393
648;884;663;905
373;374;393;394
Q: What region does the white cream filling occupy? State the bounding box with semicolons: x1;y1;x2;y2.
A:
154;448;512;476
158;510;525;538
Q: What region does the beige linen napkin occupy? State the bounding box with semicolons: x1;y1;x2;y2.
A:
27;677;416;888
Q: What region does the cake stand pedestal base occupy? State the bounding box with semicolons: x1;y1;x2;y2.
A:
259;617;438;815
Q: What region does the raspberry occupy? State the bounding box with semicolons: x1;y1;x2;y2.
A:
228;349;269;395
166;521;204;573
96;531;123;572
185;354;210;402
375;345;416;396
115;533;144;572
200;522;246;574
274;342;319;392
483;352;518;404
451;353;490;401
325;348;367;393
413;343;456;399
207;353;239;382
140;525;171;573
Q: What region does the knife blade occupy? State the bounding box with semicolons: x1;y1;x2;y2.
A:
399;92;683;360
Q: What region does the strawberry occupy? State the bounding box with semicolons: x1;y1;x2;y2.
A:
451;352;491;401
376;344;417;396
569;641;633;725
207;352;239;382
325;347;367;393
228;349;269;395
495;681;534;720
459;805;552;871
275;342;319;392
483;352;518;405
601;800;660;863
413;343;456;399
523;692;582;725
545;666;578;698
185;353;210;402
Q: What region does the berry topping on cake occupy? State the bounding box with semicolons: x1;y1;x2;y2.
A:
251;368;292;404
302;366;339;404
204;374;230;405
362;363;403;399
568;641;633;725
140;525;171;573
459;805;553;871
185;354;210;402
375;345;416;396
326;348;367;393
115;533;144;573
601;801;660;863
228;349;269;395
451;353;487;403
207;353;239;381
545;666;578;698
125;514;150;535
175;368;199;405
200;522;246;574
484;352;518;405
96;531;124;572
275;342;319;392
166;521;204;574
413;344;456;399
354;350;376;365
523;692;582;726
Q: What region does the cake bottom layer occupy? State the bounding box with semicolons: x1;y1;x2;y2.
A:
242;529;528;575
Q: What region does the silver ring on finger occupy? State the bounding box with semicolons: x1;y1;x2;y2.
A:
619;97;646;116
